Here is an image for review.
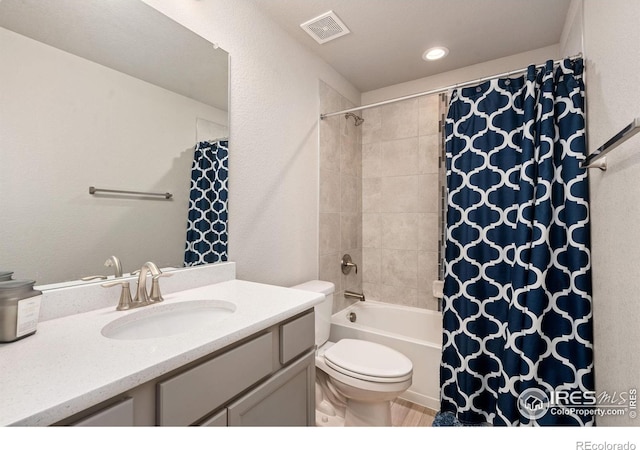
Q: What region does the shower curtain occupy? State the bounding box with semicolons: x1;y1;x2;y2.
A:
184;140;229;266
440;59;594;426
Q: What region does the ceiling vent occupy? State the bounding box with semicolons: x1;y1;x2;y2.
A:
300;11;351;44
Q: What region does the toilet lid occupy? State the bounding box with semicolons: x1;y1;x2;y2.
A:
323;339;413;379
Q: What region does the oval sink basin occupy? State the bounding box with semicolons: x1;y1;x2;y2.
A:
101;300;236;340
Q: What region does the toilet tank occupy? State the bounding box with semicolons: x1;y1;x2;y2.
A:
290;280;334;347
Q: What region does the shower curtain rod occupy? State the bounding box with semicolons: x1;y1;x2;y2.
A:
320;53;583;120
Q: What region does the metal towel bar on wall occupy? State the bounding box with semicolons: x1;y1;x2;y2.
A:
582;118;640;170
89;186;173;200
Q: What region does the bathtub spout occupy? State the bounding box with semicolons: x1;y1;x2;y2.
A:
345;291;365;301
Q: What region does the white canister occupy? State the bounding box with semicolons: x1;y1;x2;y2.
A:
0;280;42;343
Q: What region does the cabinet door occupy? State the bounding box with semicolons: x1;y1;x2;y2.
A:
227;350;315;426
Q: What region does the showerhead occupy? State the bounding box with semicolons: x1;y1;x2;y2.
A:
345;112;364;126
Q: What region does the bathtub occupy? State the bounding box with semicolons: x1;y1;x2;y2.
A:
329;300;442;410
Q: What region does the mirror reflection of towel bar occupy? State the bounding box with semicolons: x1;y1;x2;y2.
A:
89;186;173;200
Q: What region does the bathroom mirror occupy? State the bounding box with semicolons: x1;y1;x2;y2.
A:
0;0;229;287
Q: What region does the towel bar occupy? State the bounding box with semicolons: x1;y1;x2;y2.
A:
582;118;640;170
89;186;173;200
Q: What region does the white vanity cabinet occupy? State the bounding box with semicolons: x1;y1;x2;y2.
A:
57;310;316;427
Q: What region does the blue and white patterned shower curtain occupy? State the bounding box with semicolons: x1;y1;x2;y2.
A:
441;59;594;426
184;140;228;266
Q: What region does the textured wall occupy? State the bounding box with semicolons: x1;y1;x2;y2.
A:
142;0;360;287
574;0;640;426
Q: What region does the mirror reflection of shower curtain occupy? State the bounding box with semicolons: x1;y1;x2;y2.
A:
440;59;594;426
184;140;229;266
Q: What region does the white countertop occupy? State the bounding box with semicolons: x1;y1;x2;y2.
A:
0;279;323;426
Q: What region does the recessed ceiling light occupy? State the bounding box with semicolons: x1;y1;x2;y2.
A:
423;46;449;61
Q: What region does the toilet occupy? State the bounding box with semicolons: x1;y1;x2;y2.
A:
291;280;413;427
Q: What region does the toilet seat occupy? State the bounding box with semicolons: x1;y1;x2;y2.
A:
322;339;413;383
291;279;414;426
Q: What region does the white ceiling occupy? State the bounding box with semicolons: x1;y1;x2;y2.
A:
251;0;573;92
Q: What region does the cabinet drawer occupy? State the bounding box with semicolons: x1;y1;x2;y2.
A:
279;311;314;365
73;397;134;426
157;332;273;426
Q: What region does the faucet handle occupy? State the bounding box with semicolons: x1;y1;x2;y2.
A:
341;254;358;275
81;275;108;281
101;280;134;311
149;273;172;303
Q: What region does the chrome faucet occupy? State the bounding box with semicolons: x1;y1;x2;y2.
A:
102;261;171;311
104;255;123;278
134;261;171;304
81;255;123;281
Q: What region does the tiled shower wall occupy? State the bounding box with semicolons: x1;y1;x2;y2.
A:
361;95;443;310
318;81;363;313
